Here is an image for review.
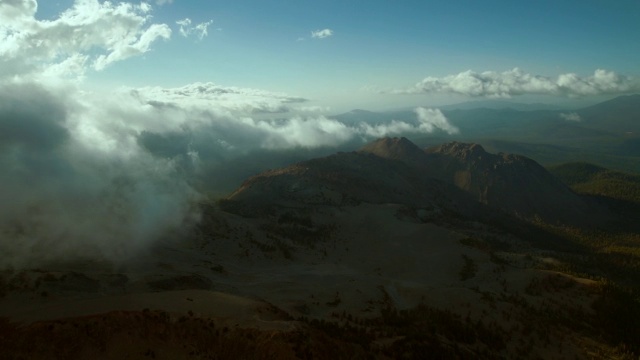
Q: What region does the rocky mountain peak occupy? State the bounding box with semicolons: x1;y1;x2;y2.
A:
359;137;427;164
426;141;488;161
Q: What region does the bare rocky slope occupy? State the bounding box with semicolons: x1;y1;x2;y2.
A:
229;137;608;226
422;141;600;224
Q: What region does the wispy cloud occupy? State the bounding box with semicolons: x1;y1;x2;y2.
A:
176;18;214;40
392;68;640;98
296;105;331;113
559;112;582;122
311;28;334;39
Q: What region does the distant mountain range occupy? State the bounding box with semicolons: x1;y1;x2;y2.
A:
332;94;640;136
329;95;640;176
436;100;573;111
576;94;640;133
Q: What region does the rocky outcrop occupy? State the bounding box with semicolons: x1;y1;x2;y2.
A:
424;141;598;224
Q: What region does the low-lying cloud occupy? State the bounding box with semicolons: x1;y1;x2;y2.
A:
358;108;458;137
0;82;198;268
394;68;640;98
415;107;459;134
0;0;191;268
559;112;582;122
129;85;458;152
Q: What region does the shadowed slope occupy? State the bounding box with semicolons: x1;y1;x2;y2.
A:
424;142;600;224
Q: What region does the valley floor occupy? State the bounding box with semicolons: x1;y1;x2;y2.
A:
2;202;638;359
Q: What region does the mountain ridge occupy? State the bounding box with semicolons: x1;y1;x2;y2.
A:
225;137;609;226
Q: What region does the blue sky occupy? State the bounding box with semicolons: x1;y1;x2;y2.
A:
30;0;640;111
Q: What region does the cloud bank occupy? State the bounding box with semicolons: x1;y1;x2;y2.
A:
129;84;457;151
394;68;640;98
132;82;309;115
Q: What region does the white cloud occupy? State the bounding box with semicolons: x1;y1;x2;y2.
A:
394;68;640;98
0;0;171;79
414;107;459;134
103;83;458;158
156;0;174;5
254;116;355;149
94;23;171;70
176;18;213;40
0;0;37;24
311;28;333;39
132;82;308;115
357;108;458;137
176;18;192;37
193;21;213;39
559;112;582;122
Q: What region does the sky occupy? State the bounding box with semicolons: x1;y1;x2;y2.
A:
1;0;639;267
20;0;640;111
